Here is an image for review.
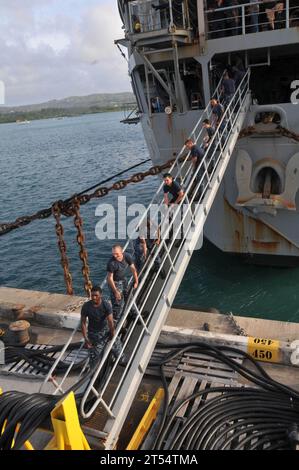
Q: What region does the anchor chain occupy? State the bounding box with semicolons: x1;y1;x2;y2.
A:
73;198;93;296
65;299;86;312
239;125;299;142
278;125;299;143
225;311;246;336
52;203;74;296
0;157;179;237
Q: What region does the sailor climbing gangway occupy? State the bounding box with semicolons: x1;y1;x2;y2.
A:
40;69;251;449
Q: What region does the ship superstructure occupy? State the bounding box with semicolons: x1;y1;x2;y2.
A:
117;0;299;265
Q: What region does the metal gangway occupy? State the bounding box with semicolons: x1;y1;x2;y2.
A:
40;69;251;448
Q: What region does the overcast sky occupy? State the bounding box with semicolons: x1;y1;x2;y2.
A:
0;0;131;106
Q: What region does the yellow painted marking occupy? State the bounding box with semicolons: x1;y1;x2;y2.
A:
248;337;280;363
24;440;34;451
139;392;150;403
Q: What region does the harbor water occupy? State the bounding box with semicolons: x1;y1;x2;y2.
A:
1;112;299;322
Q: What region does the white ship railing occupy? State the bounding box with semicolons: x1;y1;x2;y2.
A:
128;0;191;34
40;70;251;448
78;70;251;443
126;0;299;38
206;0;299;39
38;323;88;395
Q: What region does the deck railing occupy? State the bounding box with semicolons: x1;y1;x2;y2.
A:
206;0;299;39
128;0;192;34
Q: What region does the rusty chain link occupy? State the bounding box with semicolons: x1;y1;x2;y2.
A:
225;311;247;336
0;157;178;237
239;125;299;142
73;198;93;296
2;155;186;294
52;157;182;294
277;126;299;142
52;202;74;296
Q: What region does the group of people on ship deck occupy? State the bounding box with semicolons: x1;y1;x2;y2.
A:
206;0;287;37
132;0;292;37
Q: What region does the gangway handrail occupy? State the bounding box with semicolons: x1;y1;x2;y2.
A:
42;70;249;402
79;70;251;424
38;320;82;393
42;71;250;438
98;69;225;291
107;70;251;336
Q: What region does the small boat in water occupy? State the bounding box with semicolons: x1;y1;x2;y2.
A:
16;119;31;124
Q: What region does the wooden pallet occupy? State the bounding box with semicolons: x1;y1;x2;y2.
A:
0;343;88;379
142;349;244;449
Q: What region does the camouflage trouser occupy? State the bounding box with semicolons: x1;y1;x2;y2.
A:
88;330;122;368
223;93;234;108
192;164;205;196
109;280;137;323
133;239;162;274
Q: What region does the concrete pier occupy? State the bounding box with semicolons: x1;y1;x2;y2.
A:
0;287;85;329
1;286;299;341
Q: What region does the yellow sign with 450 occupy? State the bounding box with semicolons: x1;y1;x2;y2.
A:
248;337;280;363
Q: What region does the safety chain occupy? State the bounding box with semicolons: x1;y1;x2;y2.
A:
0;157;179;237
52;203;74;296
239;125;299;142
65;298;87;312
225;311;247;336
277;126;299;143
73;198;93;296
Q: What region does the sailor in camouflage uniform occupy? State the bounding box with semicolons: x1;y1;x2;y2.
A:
81;285;122;367
107;245;139;323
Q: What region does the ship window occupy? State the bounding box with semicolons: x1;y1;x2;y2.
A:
254;167;282;197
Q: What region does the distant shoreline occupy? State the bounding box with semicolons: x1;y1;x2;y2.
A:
0;106;134;125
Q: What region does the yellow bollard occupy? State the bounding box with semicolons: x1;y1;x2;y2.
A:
45;391;90;450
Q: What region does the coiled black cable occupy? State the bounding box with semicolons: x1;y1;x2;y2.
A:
1;339;299;450
0;278;138;450
149;341;299;450
0;338;107;450
4;341;85;374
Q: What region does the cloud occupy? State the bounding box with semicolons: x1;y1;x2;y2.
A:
0;1;131;105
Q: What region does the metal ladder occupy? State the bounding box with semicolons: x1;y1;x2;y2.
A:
40;69;251;448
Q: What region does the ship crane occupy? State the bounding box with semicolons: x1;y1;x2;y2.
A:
43;70;251;449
